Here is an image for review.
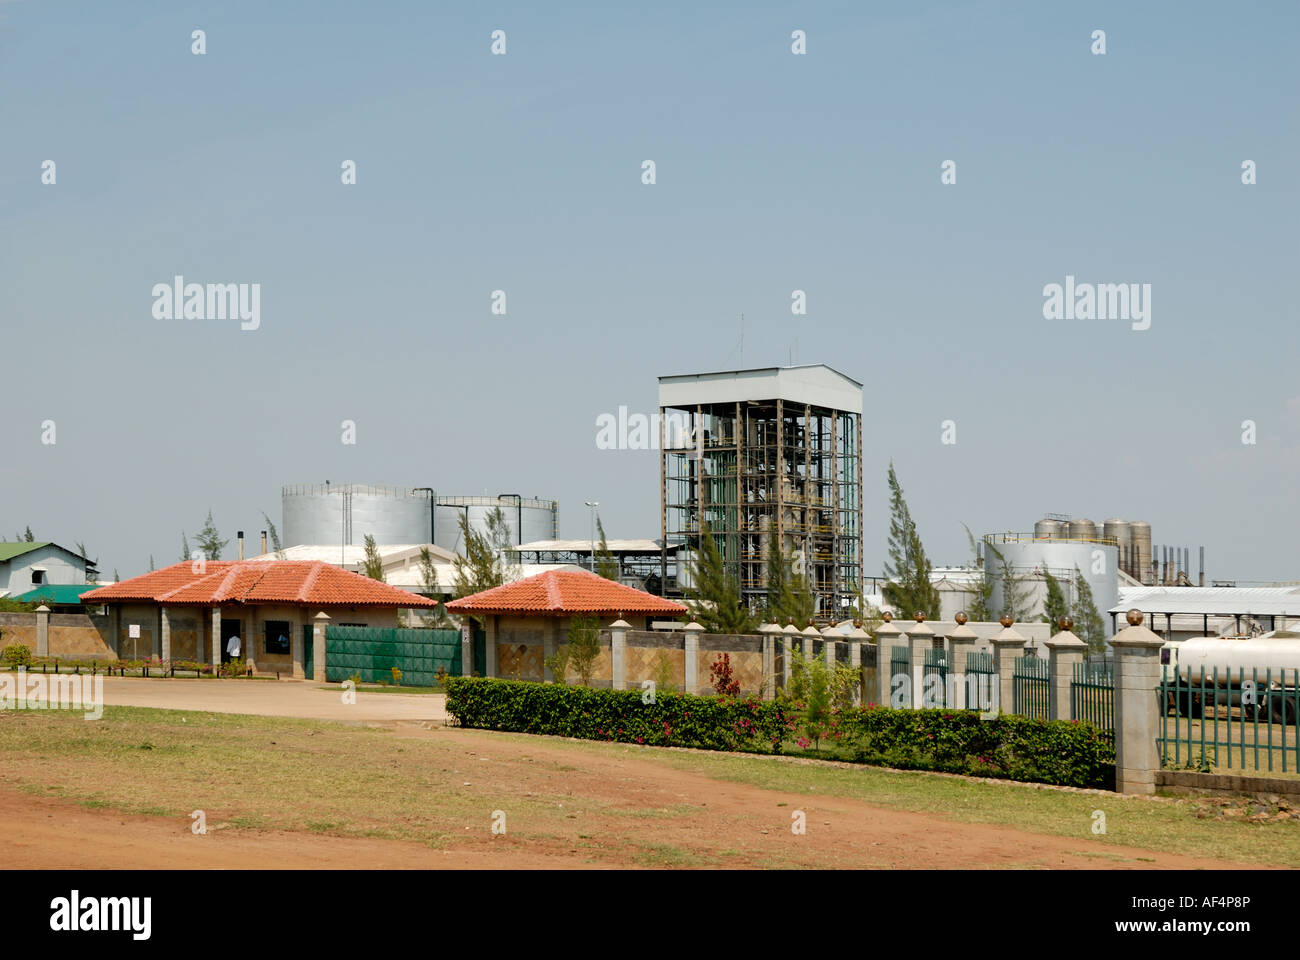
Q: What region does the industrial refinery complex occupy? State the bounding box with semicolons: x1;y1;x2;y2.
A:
10;362;1296;645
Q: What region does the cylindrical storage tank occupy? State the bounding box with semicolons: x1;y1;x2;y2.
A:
282;483;432;548
1130;521;1152;585
1068;517;1098;540
982;538;1119;636
1033;519;1065;540
433;495;559;554
1103;518;1131;574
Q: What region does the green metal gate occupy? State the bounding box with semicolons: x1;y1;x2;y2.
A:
325;626;462;686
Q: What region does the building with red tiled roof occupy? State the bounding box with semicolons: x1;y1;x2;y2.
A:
82;561;436;678
445;569;687;682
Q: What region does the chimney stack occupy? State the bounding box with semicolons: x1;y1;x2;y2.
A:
237;530;245;561
260;530;268;556
1199;546;1205;587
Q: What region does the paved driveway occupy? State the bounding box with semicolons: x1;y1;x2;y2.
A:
100;676;446;723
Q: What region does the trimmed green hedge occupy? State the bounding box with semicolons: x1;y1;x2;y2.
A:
444;677;795;752
443;678;1116;789
828;708;1115;788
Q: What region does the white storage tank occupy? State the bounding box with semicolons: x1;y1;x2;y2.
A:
282;483;432;548
433;495;559;554
983;536;1119;635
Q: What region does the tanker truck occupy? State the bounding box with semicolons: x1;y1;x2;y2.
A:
1161;631;1300;723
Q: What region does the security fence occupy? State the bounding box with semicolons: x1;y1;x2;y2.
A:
1159;666;1300;775
324;626;462;686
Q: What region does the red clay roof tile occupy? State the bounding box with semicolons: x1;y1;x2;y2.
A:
444;569;687;617
80;561;436;608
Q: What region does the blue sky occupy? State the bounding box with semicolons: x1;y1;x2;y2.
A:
1;1;1296;581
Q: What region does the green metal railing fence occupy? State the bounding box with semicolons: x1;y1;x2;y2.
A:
923;648;947;706
1159;666;1300;773
1071;660;1114;735
324;626;462;686
1012;655;1050;719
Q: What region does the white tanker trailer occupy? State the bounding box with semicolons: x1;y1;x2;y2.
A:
1162;631;1300;723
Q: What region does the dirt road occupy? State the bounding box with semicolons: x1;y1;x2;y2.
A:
98;676;445;723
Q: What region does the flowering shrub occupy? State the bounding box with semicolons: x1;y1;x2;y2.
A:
708;653;741;697
445;677;793;753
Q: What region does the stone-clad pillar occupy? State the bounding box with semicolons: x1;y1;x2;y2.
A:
847;619;871;706
210;607;222;668
801;620;819;662
1045;617;1087;722
989;615;1026;716
1112;609;1165;795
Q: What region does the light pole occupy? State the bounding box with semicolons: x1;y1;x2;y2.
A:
585;501;599;574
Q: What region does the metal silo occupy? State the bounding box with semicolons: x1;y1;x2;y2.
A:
1068;517;1098;540
433;494;559;554
983;536;1119;636
1103;518;1132;576
1130;521;1152;584
282;483;433;547
1034;519;1065;540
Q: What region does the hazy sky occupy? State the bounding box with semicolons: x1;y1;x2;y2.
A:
2;1;1296;582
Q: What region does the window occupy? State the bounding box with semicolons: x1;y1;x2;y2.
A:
31;570;45;585
264;621;291;656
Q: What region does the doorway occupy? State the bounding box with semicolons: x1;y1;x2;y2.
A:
220;620;242;663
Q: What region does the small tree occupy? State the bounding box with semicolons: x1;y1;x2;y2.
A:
194;510;229;561
262;511;287;560
361;534;385;581
566;614;602;686
417;547;451;626
148;554;156;572
452;507;519;618
180;533;192;563
1041;568;1070;629
594;516;620;581
882;464;940;619
75;541;100;582
1072;567;1108;653
684;524;758;634
961;524;996;622
23;526;34;542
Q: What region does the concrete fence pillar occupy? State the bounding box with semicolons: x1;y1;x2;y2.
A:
683;621;703;695
461;622;474;678
291;620;305;679
781;620;799;690
822;622;839;672
946;613;979;710
801;620;819;662
485;615;498;678
906;615;934;709
610;616;630;691
313;612;329;682
875;613;902;707
1112;609;1166;795
35;605;50;658
847;620;871;706
159;606;171;662
1044;619;1087;722
758;620;781;700
210;607;222;668
989;616;1026;716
